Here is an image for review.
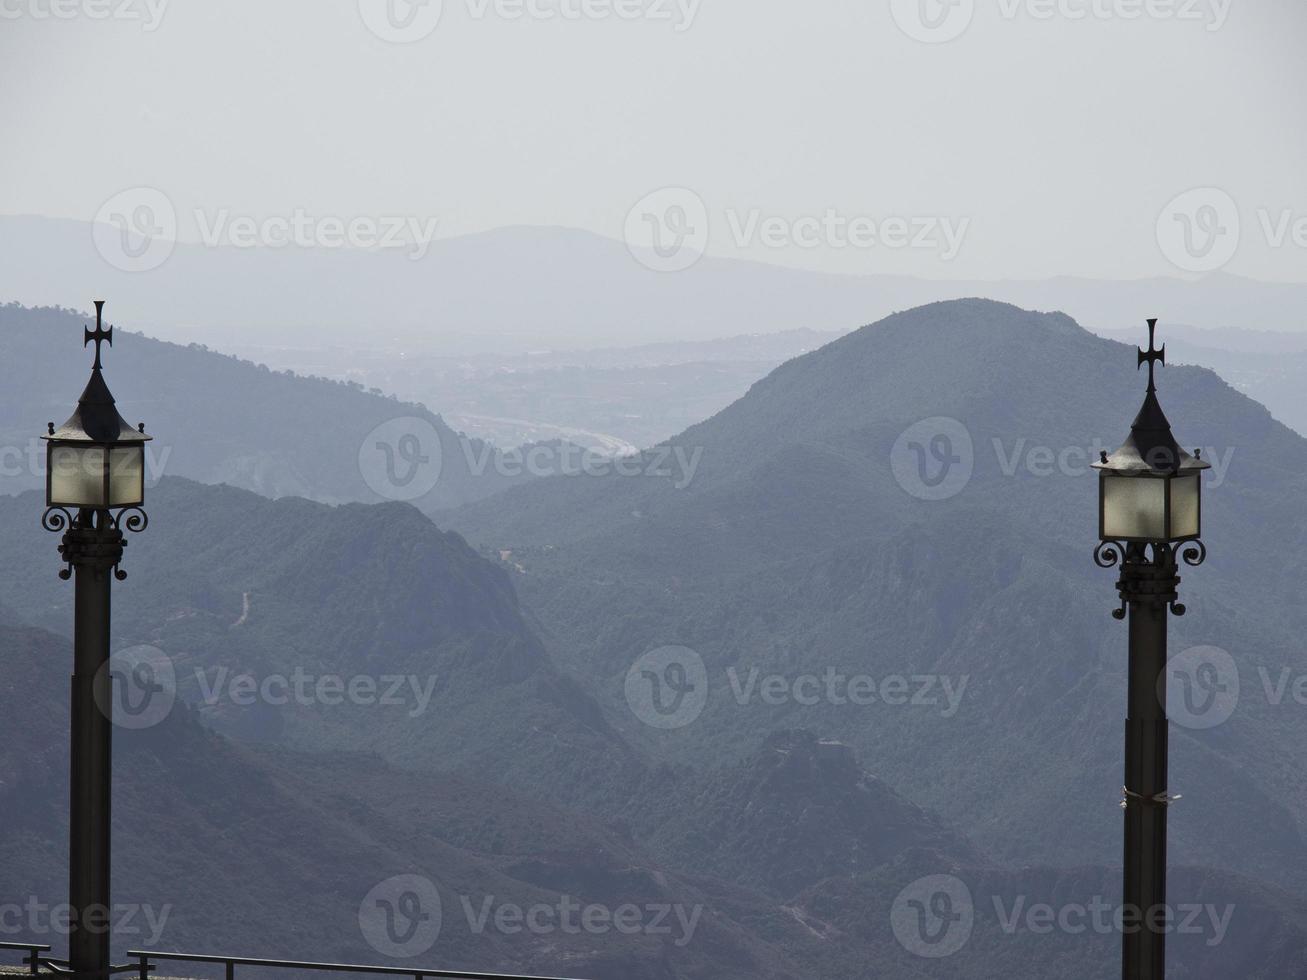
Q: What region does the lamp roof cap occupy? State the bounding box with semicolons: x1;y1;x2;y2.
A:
42;301;151;445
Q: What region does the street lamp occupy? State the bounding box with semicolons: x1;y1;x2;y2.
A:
40;301;151;980
1093;319;1208;980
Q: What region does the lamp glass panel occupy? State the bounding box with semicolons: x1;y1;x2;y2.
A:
1102;474;1166;540
1169;473;1200;539
49;444;106;507
109;446;144;506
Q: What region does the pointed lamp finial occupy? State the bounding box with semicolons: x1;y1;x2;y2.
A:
85;300;112;371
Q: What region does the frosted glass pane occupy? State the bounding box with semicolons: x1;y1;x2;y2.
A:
1103;476;1165;540
49;445;106;507
109;446;144;506
1169;474;1200;539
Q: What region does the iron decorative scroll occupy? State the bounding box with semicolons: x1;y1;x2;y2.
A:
41;506;148;580
1092;539;1206;619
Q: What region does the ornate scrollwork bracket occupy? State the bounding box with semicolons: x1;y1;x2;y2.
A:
41;506;76;533
42;506;146;580
1093;538;1205;620
107;507;148;579
1180;540;1207;568
1093;541;1132;619
1094;540;1129;569
43;507;79;579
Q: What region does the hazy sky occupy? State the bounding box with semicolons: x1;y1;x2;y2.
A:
1;0;1304;281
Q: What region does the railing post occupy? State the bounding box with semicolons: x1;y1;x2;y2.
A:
226;960;235;980
28;946;40;976
138;952;150;980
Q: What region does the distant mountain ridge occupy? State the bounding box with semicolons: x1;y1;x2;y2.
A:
6;298;1307;977
4;446;1307;975
0;615;815;978
6;581;1306;978
446;299;1307;903
0;303;527;511
3;217;1305;354
0;478;640;813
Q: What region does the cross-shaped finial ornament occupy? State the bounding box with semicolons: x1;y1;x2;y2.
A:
1137;317;1165;393
85;299;112;370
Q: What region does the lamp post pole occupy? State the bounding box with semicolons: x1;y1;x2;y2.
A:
64;512;126;979
41;302;151;980
1116;543;1180;979
1093;319;1208;980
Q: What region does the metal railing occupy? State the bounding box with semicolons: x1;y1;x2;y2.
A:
0;945;589;980
0;942;51;975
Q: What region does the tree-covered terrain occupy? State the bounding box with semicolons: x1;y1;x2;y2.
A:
4;299;1307;977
